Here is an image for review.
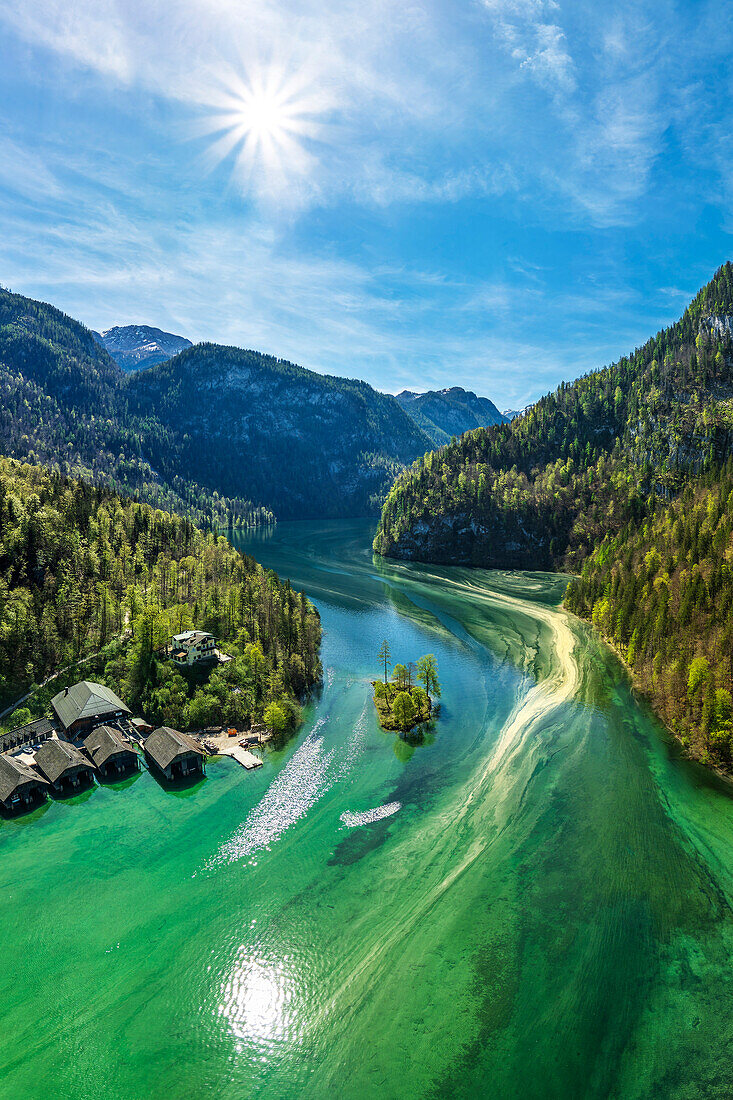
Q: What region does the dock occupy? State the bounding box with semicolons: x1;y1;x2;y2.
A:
200;731;264;769
218;744;263;770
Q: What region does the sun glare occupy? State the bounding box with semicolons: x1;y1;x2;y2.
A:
196;66;327;198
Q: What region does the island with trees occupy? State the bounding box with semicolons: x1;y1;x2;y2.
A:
372;641;441;735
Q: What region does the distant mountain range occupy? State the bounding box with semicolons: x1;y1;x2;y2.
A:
92;325;192;371
92;329;510;448
394;387;506;445
0;287;434;521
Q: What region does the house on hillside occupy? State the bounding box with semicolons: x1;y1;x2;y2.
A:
0;755;49;814
51;681;130;737
34;739;96;794
144;726;205;782
83;726;139;779
170;631;216;667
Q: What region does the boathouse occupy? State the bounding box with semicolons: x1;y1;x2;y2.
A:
34;739;96;794
144;726;205;781
51;681;130;737
130;716;153;737
83;725;139;779
0;755;48;813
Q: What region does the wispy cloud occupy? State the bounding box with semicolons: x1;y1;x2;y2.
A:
0;0;731;407
481;0;575;96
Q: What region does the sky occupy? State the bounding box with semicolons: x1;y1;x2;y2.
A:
1;0;732;408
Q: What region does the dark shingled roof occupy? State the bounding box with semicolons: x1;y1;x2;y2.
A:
0;719;54;753
34;739;95;785
51;681;130;730
83;725;136;768
0;754;48;802
145;727;204;771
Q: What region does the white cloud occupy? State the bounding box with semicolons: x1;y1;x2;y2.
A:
481;0;575;95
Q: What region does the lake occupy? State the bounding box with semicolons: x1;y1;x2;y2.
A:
1;519;733;1098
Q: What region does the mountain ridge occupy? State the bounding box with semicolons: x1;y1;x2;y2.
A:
394;385;506;446
0;285;431;523
93;324;193;371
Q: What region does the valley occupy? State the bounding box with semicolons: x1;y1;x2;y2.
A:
3;521;733;1098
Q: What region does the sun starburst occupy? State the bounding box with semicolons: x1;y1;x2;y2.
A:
194;65;328;200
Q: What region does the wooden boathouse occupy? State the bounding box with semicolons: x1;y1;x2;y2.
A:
144;726;205;782
0;755;49;814
51;681;131;738
83;725;139;779
34;739;96;795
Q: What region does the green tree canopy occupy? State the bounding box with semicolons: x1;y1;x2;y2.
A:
392;691;416;731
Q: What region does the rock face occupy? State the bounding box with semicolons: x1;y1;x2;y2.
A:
94;325;193;371
387;512;551;569
701;315;733;340
395;386;507;446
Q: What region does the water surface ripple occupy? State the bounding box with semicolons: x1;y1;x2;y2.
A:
1;520;732;1099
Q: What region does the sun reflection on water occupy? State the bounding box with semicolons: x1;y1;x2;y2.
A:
218;950;300;1051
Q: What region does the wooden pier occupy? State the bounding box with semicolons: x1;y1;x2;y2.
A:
216;744;263;770
200;731;264;769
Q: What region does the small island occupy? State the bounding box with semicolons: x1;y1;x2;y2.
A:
372;642;441;734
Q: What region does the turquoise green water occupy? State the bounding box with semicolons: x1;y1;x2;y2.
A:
2;520;733;1098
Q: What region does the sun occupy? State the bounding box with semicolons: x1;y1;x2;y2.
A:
195;65;327;198
236;85;293;144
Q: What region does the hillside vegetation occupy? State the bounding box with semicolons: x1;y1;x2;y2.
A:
565;464;733;765
0;289;269;529
0;458;321;733
374;263;733;767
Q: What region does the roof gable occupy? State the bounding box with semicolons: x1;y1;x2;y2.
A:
51;681;130;728
35;739;94;784
83;725;135;766
0;755;48;801
145;726;204;770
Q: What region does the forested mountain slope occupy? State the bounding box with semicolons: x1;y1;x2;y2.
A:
127;344;431;519
374;263;733;767
0;458;321;733
565;465;733;766
0;286;431;522
376;264;733;567
0;289;270;528
395;386;506;446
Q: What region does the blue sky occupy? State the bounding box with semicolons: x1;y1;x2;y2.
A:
0;0;732;408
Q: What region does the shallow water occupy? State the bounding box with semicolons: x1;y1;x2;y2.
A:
2;519;733;1098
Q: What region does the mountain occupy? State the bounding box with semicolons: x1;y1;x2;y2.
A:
395;386;506;446
93;324;193;371
0;288;270;527
126;344;432;519
502;408;526;420
0;286;431;523
373;262;733;768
